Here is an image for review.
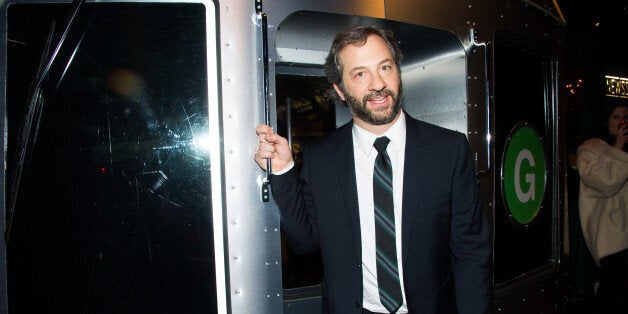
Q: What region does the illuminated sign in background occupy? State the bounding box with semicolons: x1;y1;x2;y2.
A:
501;123;547;226
606;75;628;98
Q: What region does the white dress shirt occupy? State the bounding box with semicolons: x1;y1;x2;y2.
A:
353;114;408;313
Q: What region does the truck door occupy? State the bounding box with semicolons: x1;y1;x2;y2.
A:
2;1;224;312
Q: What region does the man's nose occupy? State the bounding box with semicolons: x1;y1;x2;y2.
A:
369;72;386;91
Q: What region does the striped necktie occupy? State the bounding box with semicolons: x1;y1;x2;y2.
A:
373;136;402;313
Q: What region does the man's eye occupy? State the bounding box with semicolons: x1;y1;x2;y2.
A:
355;72;364;77
382;65;391;71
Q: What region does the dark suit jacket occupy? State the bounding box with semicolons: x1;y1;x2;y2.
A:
272;113;491;314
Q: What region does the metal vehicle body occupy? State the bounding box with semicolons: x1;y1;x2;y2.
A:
0;0;566;313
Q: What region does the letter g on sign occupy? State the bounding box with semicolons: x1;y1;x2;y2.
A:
514;149;535;203
502;123;547;226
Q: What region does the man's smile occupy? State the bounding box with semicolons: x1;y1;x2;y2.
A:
365;92;392;109
368;95;389;106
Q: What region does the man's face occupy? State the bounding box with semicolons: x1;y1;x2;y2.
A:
333;35;402;126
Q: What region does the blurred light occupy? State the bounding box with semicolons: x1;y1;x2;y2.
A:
193;133;211;151
565;78;583;95
606;75;628;98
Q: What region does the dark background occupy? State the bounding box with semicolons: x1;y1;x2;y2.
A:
561;0;628;311
562;0;628;146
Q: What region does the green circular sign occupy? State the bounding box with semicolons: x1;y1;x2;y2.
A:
501;123;547;226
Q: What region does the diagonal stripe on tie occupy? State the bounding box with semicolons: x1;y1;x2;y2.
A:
373;136;402;313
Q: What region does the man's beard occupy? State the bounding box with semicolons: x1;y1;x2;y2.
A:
344;84;402;126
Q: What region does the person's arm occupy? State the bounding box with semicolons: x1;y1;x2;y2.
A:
254;124;319;254
270;162;320;254
450;134;492;314
577;138;628;198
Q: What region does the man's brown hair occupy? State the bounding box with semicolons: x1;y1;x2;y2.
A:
323;25;403;86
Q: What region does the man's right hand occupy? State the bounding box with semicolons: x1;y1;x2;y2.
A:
255;124;294;173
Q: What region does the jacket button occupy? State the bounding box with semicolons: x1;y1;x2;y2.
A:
355;300;361;308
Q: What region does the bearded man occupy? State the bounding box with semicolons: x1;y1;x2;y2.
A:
255;25;491;314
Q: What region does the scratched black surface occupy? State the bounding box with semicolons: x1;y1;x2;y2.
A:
6;3;216;313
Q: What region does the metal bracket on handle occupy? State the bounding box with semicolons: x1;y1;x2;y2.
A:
256;0;272;202
261;180;270;202
255;0;262;13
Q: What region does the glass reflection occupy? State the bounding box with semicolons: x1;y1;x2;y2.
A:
6;3;217;313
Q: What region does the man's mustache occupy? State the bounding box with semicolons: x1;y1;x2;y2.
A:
363;89;396;102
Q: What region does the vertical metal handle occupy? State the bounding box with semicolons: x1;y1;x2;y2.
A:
257;2;272;202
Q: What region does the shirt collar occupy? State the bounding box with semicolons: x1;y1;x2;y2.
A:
353;112;406;157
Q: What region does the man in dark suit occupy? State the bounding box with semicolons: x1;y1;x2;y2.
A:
255;25;491;314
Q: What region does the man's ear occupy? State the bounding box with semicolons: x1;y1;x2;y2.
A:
332;83;346;101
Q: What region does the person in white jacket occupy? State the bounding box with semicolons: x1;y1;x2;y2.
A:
577;103;627;313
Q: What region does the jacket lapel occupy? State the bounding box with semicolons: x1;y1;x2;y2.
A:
333;122;362;262
402;116;426;266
